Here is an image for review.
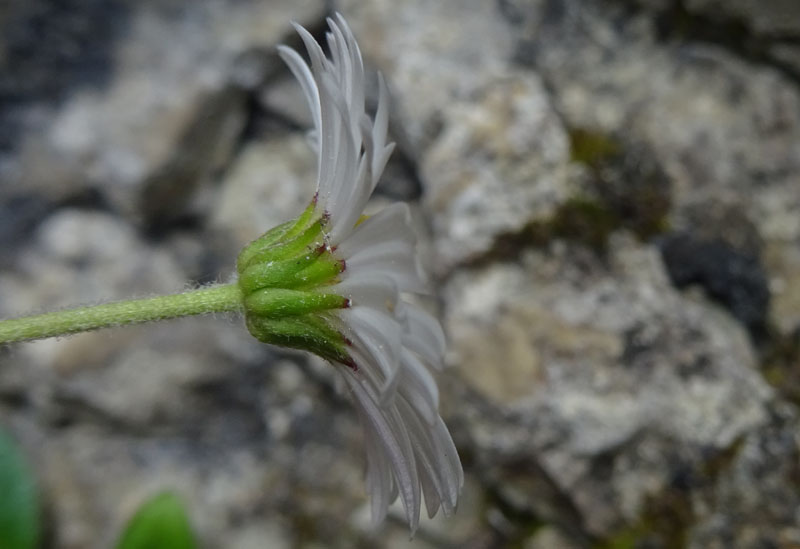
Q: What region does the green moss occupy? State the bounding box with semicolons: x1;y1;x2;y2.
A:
571;127;672;241
594;489;692;549
596;525;646;549
549;197;620;251
569;129;622;168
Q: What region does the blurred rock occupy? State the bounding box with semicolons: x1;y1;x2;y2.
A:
338;0;515;151
0;193;53;269
421;71;572;273
0;210;186;315
2;0;325;227
688;403;800;548
505;0;800;341
0;0;129;154
211;132;318;253
445;235;775;540
658;232;770;335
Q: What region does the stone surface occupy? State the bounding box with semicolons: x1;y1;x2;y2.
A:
338;0;515;151
2;0;325;226
421;71;572;273
0;210;187;316
445;235;773;539
503;0;800;340
688;403;800;548
211;133;318;252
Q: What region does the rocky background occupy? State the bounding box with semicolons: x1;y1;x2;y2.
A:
1;0;799;547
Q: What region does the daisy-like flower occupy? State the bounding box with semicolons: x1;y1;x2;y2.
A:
236;15;462;531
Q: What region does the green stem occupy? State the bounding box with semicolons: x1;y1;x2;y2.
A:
0;283;243;345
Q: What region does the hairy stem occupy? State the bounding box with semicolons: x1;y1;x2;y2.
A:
0;284;243;345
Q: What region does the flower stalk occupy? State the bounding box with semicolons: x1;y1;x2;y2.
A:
0;284;243;345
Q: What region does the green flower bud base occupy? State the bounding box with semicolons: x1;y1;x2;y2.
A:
236;201;353;366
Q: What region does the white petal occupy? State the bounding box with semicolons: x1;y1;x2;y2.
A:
277;46;321;135
371;74;393;189
347;255;426;294
433;416;464;508
333;272;398;310
328;115;375;242
398;400;446;518
386;404;422;531
348;240;415;268
398;348;440;423
337;205;427;292
364;424;393;524
328;155;371;244
341;369;420;529
317;71;357;218
398;302;447;368
337;203;414;258
340;307;401;397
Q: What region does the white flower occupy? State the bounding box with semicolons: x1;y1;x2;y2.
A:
276;15;463;530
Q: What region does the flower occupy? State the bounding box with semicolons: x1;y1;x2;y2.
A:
236;15;462;531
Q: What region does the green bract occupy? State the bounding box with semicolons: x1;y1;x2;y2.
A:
236;202;352;365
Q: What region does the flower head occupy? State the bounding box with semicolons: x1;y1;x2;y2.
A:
236;15;462;530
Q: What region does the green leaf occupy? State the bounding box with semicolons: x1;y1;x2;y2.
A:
115;492;197;549
0;429;40;549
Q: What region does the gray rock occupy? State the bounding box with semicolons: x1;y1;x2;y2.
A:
445;235;773;537
506;0;800;338
337;0;515;151
689;404;800;548
0;209;187;315
421;71;573;273
211;132;318;254
2;0;326;226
